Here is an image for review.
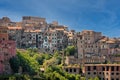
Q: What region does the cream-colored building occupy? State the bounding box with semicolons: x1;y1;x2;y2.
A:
65;56;105;65
84;64;120;80
77;30;120;59
77;30;102;59
42;22;68;52
22;16;47;30
67;30;76;46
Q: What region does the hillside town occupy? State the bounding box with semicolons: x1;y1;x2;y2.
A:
0;16;120;80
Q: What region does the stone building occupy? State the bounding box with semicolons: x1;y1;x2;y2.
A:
0;26;16;74
0;17;11;26
20;29;42;48
64;65;81;74
64;30;120;74
0;27;8;40
8;26;22;48
65;56;105;65
67;30;76;46
84;64;120;80
77;30;120;59
43;22;68;52
77;30;102;59
22;16;47;30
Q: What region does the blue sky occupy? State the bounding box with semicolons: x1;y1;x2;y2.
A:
0;0;120;37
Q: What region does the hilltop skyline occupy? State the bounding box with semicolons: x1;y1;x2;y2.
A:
0;0;120;37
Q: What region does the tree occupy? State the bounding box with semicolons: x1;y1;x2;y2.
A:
65;46;76;56
9;56;20;73
9;76;16;80
17;51;39;75
33;54;45;65
89;78;93;80
94;76;99;80
81;77;86;80
23;74;31;80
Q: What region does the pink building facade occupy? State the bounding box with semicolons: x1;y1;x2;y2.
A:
0;40;16;74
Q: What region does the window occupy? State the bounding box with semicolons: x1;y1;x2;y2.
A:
2;38;5;40
88;72;90;75
102;67;105;71
111;73;114;75
116;73;119;75
94;72;96;75
116;66;119;71
87;66;91;71
66;69;68;72
0;60;3;64
74;68;76;72
106;66;109;71
70;69;72;72
111;66;114;71
111;78;114;80
106;72;108;75
93;66;96;70
116;78;119;80
103;72;104;75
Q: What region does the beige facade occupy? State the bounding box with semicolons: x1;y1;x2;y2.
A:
65;56;105;65
77;30;102;59
0;26;16;74
77;30;120;60
42;23;68;52
63;65;81;74
22;16;47;30
67;30;76;46
84;64;120;80
0;17;11;26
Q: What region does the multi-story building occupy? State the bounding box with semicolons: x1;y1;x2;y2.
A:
77;30;120;59
64;30;120;74
67;30;76;46
8;26;22;48
0;17;11;26
22;16;47;30
20;29;41;48
65;56;105;65
0;26;16;74
83;64;120;80
64;65;81;74
0;27;8;40
20;16;48;49
77;30;102;59
42;22;68;52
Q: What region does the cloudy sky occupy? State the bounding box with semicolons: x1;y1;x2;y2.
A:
0;0;120;37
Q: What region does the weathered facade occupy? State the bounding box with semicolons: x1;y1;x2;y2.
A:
84;64;120;80
0;26;16;74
